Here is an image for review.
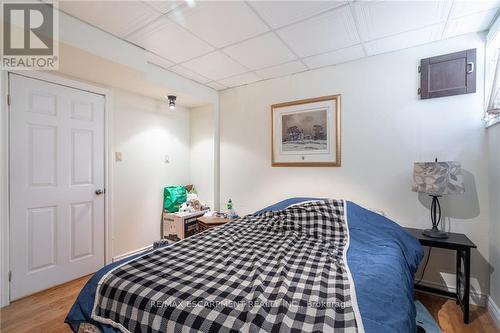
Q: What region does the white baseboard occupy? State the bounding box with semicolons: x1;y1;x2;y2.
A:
417;279;488;306
112;245;152;262
488;296;500;329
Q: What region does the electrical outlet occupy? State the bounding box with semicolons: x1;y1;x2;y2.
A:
115;152;123;162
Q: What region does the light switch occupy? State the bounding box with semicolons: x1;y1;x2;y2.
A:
115;152;123;162
164;155;170;164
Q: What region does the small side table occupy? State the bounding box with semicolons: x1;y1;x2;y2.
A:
197;216;234;232
405;227;477;324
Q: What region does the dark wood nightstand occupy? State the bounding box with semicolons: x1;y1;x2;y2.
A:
197;216;234;232
405;227;477;324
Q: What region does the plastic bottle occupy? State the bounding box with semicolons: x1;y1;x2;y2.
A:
227;199;237;218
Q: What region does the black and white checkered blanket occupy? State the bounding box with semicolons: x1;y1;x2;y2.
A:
92;200;362;333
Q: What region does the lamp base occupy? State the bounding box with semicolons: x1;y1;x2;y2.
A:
422;228;449;239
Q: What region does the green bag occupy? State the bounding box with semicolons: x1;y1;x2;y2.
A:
163;186;187;212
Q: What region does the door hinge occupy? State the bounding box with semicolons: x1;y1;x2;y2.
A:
418;65;421;73
8;271;11;282
418;88;421;95
7;94;11;106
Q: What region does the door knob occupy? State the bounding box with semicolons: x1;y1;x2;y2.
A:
95;189;104;195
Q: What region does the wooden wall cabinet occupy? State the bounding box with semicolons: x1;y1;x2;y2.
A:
420;49;476;99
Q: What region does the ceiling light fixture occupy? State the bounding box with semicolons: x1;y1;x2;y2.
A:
167;95;176;110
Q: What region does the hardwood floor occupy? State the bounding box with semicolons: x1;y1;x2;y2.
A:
0;275;91;333
0;277;498;332
415;292;499;333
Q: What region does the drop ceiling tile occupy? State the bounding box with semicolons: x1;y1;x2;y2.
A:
144;1;184;14
169;65;212;84
206;81;227;91
127;17;214;63
145;52;174;70
364;24;444;56
59;1;161;38
276;6;359;58
168;1;269;48
182;51;248;81
352;1;452;41
303;45;365;69
219;72;261;88
450;1;500;19
248;1;347;29
223;33;296;70
255;61;307;80
444;9;498;39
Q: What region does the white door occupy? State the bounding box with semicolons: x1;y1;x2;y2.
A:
9;74;105;300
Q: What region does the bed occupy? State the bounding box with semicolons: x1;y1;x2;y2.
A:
66;199;423;333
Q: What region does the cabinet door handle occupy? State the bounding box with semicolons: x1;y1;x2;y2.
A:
95;189;104;195
467;62;474;74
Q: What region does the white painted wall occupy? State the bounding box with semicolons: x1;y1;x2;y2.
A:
54;9;218;256
219;33;491;299
54;8;220;255
112;90;191;256
488;124;500;310
486;15;500;319
190;105;215;209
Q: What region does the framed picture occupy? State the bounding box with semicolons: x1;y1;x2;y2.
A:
271;95;341;167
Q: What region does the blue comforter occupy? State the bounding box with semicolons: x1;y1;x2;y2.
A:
66;199;423;333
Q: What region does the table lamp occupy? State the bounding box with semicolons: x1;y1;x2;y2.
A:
412;159;465;239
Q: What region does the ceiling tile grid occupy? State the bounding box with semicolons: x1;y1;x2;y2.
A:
303;44;366;69
182;51;248;81
449;1;500;19
59;1;500;92
145;52;174;70
144;1;185;15
206;81;228;91
167;1;269;48
364;24;445;56
444;8;499;39
352;1;452;42
222;33;297;70
276;6;360;58
169;65;212;84
59;1;161;38
247;1;347;29
256;61;307;80
219;72;262;88
127;17;213;63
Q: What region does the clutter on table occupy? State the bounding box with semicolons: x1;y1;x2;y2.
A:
162;184;210;241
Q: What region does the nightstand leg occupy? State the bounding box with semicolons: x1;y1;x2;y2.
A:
464;248;471;324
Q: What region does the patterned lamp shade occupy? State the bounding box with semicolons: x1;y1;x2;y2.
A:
412;161;465;195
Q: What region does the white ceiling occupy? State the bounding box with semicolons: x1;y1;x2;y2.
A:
59;1;500;91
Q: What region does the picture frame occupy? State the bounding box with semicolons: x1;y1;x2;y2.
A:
271;95;341;167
